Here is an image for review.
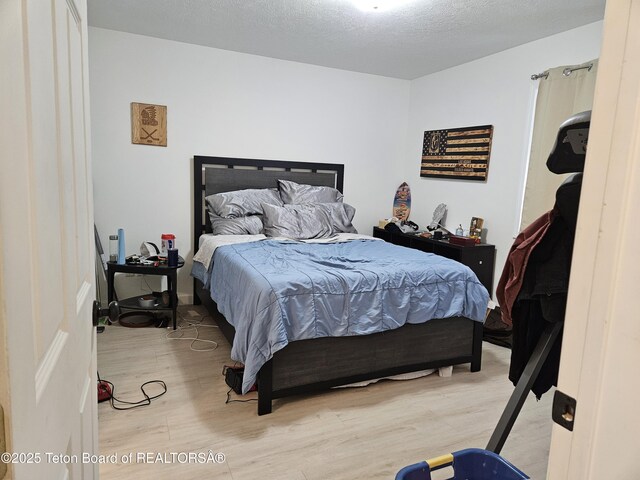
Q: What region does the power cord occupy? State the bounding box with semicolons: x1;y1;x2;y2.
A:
166;312;219;352
96;309;215;410
97;371;167;410
225;388;257;404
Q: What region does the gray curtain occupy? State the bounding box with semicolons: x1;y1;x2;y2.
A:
520;59;598;230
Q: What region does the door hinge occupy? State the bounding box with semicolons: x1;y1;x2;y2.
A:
552;389;577;431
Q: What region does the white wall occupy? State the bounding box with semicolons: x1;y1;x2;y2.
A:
404;21;603;298
90;22;603;303
89;28;410;301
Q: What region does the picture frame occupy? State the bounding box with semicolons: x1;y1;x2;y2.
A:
131;102;167;147
421;125;493;181
469;217;484;241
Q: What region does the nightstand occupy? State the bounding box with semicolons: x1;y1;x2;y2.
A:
107;257;185;330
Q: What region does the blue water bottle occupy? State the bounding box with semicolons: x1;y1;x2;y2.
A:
117;228;126;264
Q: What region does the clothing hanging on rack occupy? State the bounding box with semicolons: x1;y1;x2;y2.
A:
498;111;587;397
499;173;582;397
488;111;589;454
496;209;556;327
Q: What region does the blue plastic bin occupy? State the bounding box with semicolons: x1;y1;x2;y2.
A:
395;448;529;480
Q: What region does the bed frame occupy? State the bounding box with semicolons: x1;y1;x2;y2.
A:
193;155;483;415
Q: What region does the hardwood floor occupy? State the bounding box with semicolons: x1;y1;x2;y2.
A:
97;306;552;479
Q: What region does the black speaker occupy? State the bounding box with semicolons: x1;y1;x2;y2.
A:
223;366;244;394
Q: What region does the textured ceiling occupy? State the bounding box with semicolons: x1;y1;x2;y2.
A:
87;0;605;80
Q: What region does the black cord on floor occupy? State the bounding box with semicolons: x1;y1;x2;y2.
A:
225;388;258;404
97;371;167;410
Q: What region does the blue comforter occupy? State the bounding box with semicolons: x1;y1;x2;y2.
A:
207;239;489;393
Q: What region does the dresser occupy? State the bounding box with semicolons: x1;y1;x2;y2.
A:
372;227;496;294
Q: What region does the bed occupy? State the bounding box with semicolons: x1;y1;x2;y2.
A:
192;155;488;415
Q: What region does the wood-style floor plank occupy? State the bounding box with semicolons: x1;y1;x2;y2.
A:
97;306;551;479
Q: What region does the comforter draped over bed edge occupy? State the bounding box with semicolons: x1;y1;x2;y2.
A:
193;237;489;393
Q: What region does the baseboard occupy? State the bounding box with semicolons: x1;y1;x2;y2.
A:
178;293;193;305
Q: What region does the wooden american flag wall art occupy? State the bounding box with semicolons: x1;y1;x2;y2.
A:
421;125;493;181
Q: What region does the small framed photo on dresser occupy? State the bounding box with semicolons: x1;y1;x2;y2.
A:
469;217;484;241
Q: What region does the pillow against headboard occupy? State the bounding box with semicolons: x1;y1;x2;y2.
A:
262;202;357;240
208;213;264;236
277;179;344;205
205;188;283;218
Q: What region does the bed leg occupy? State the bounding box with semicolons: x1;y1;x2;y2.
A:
257;360;273;416
193;279;202;305
471;320;483;372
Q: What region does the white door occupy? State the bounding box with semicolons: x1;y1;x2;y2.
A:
547;0;640;478
0;0;97;479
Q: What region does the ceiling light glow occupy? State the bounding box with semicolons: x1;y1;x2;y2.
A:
352;0;413;12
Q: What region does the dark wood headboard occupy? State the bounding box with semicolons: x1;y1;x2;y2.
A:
193;156;345;256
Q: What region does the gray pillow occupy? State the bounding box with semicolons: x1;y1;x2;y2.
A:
262;202;357;240
277;179;343;204
209;213;264;235
205;188;283;218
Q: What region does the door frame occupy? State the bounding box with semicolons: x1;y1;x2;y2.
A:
0;0;32;473
547;0;640;478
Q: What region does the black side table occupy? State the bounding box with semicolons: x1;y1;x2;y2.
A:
107;257;185;330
